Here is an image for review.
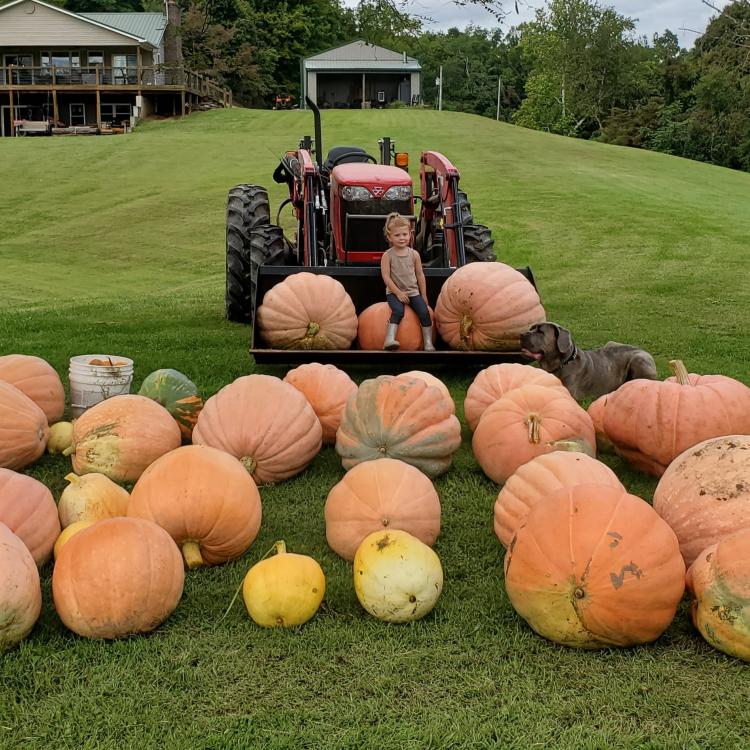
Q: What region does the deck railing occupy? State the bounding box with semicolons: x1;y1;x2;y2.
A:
0;65;229;102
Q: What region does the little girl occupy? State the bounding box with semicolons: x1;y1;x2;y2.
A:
379;212;435;351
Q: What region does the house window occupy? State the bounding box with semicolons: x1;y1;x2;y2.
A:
100;103;132;126
88;51;104;66
112;54;138;84
42;51;81;68
2;54;34;84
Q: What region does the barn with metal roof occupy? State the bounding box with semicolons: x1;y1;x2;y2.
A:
301;40;421;109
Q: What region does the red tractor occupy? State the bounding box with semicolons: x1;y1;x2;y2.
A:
225;98;535;363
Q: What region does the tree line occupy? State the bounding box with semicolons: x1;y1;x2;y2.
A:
58;0;750;172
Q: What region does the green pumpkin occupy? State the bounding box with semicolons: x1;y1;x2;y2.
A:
138;369;203;442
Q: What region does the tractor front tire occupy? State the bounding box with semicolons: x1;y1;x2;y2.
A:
463;224;496;263
227;184;271;235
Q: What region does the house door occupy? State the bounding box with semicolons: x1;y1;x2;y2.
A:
69;103;86;126
2;54;34;84
1;105;12;137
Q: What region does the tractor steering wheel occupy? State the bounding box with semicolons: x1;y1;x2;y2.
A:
330;151;378;167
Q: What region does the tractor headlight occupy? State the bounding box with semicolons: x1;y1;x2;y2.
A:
341;186;371;201
383;186;412;201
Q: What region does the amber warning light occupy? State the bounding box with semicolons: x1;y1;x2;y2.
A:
395;152;409;169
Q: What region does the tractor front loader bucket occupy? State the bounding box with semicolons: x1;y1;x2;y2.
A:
250;266;538;366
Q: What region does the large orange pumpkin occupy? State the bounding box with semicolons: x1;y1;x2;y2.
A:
65;394;182;483
493;452;623;548
587;394;615;453
435;263;545;351
192;374;322;485
52;517;184;639
504;483;686;648
0;522;41;652
472;384;596;484
652;435;750;566
0;468;61;566
357;302;435;351
128;445;262;569
283;363;357;444
398;371;454;414
0;381;49;471
256;272;358;350
603;360;750;476
686;528;750;662
464;363;567;432
325;457;441;560
336;375;461;478
0;354;65;424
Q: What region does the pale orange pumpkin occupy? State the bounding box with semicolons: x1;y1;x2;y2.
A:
494;452;623;548
0;354;65;424
464;363;567;432
64;394;182;483
336;375;461;478
256;272;358;350
398;371;454;414
0;468;61;566
192;374;322;485
0;381;49;471
325;458;441;560
653;435;750;566
504;483;685;648
357;302;435;351
52;517;184;639
587;394;615;453
283;363;357;444
435;263;546;351
128;445;262;569
686;528;750;662
0;522;41;652
472;384;596;484
603;360;750;476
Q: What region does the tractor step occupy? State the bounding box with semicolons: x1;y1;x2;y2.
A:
250;265;537;367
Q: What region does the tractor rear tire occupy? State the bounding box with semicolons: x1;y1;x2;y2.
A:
463;224;496;262
227;184;271;235
456;190;473;225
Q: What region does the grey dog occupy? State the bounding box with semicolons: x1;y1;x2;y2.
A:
519;322;658;401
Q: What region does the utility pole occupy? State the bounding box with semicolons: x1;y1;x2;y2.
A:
438;65;443;111
496;75;503;121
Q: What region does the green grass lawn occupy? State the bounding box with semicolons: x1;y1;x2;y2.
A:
1;108;749;749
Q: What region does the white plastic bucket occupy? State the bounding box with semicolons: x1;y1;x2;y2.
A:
69;354;134;418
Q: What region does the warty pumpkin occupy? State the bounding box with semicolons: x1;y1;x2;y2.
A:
192;374;322;485
64;394;181;483
504;483;686;649
464;363;568;432
256;272;358;350
493;451;623;548
686;528;750;663
354;529;443;623
128;444;262;569
652;435;750;566
472;384;596;484
602;360;750;476
357;302;435;351
0;380;49;471
52;516;184;639
435;263;546;351
0;354;65;424
242;540;325;628
0;522;41;653
0;468;61;566
325;457;441;560
335;375;461;478
283;363;357;444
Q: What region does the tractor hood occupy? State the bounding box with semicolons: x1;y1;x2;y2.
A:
331;163;412;188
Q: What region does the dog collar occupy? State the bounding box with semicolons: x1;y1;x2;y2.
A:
555;346;579;371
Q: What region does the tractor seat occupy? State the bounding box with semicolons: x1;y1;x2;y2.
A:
324;146;370;172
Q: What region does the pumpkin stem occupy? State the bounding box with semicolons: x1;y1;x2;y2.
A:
459;314;473;344
273;540;287;556
240;456;257;475
669;359;691;385
62;445;76;457
525;413;542;444
64;472;80;485
306;322;320;338
182;541;204;570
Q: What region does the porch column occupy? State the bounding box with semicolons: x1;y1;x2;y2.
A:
8;69;15;137
136;47;142;95
180;90;185;118
362;72;366;109
51;65;59;124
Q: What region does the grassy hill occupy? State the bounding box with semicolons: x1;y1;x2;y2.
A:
1;108;749;749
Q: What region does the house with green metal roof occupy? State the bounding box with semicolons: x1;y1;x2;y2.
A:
0;0;229;137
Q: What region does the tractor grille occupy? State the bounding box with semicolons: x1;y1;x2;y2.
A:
341;199;412;254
